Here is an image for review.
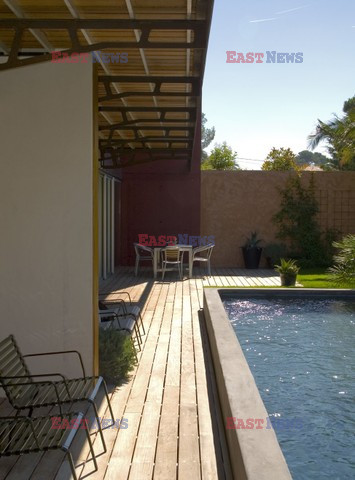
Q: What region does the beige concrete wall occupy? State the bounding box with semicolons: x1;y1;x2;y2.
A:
0;60;95;378
201;171;355;267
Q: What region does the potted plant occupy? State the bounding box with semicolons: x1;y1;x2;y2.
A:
264;243;288;269
99;329;137;385
242;232;263;269
275;258;300;287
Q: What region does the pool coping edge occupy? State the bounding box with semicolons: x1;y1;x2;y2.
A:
203;288;293;480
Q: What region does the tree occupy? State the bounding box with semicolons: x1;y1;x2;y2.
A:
343;97;355;113
308;96;355;170
261;147;298;171
201;142;240;170
201;113;215;162
295;150;313;165
296;150;329;166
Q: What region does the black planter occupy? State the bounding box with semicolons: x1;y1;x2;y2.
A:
242;247;262;269
280;273;297;287
266;257;273;269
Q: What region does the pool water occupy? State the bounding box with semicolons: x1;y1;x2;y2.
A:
223;297;355;480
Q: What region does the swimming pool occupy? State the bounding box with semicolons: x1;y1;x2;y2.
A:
223;293;355;479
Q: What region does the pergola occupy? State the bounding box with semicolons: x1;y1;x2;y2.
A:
0;0;214;169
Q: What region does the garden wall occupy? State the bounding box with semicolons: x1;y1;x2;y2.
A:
201;171;355;267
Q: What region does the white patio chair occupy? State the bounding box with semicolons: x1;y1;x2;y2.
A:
161;246;183;280
192;243;214;276
133;243;153;276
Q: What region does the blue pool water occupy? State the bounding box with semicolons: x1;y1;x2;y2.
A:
223;296;355;480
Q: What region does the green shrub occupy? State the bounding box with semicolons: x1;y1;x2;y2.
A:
99;328;137;384
273;175;337;267
264;243;288;268
328;234;355;285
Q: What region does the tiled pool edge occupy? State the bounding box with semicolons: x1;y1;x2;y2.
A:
203;288;293;480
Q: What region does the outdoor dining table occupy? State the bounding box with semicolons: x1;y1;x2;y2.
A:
152;244;193;279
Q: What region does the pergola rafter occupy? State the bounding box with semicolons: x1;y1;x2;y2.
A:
97;106;197;127
100;138;193;147
100;147;191;169
99;125;195;133
99;106;196;113
99;75;201;102
0;1;214;168
0;19;207;71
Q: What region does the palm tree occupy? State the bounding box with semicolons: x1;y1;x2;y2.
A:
308;97;355;170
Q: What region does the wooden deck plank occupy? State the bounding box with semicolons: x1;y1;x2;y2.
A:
178;280;200;480
153;385;179;479
225;268;249;286
104;282;169;479
190;278;220;480
210;268;223;287
104;412;142;480
74;382;134;480
154;281;181;479
129;284;174;477
1;267;281;480
5;404;60;480
215;269;233;287
240;269;264;286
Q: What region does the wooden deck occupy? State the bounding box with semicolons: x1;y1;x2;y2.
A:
0;268;281;480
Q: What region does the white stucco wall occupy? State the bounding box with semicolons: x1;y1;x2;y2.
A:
0;60;95;379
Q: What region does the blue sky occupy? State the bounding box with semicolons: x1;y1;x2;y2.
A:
202;0;355;169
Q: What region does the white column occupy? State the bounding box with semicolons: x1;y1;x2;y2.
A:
110;178;115;274
102;175;107;280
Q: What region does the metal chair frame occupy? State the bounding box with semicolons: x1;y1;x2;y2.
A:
99;307;141;361
191;243;215;276
133;243;154;276
0;413;97;480
0;335;114;454
160;246;184;280
99;291;145;335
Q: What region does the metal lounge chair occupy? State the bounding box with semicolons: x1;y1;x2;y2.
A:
99;291;145;335
0;413;97;480
134;243;154;276
99;300;141;360
191;243;215;276
161;246;183;280
0;335;114;453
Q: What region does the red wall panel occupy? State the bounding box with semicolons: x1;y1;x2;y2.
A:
117;111;202;265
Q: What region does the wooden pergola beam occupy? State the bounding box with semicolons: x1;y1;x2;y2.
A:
0;18;208;71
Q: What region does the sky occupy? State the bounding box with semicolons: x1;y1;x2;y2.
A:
202;0;355;169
